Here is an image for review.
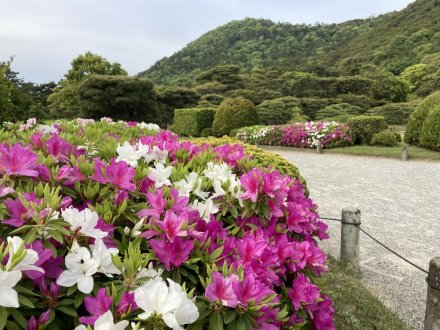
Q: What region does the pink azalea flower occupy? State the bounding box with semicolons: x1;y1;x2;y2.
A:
205;272;239;308
45;134;74;161
114;189;129;206
288;273;320;311
3;192;41;227
79;288;113;325
27;309;50;330
236;233;267;264
137;188;166;219
39;280;60;307
311;295;335;330
116;291;138;315
155;210;188;242
24;240;53;280
149;237;194;271
232;271;274;305
91;158;136;191
240;168;263;203
35;164;51;181
0;143;39;177
56;165;86;186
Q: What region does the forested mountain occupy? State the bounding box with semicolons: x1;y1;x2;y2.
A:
139;0;440;86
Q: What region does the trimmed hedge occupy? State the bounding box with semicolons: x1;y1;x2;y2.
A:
420;102;440;150
315;103;362;121
347;115;387;145
212;97;259;136
405;91;440;145
371;130;401;147
172;107;216;137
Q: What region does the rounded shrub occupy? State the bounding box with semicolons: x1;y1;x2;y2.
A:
347;115;387;145
256;96;302;125
200;127;213;137
367;102;416;125
405;91;440;145
419;102;440;150
371;130;401;147
212;97;259;136
315;102;362;120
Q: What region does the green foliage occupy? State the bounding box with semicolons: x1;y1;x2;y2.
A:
318;76;373;97
76;75;158;122
347;115;387;145
405;91;440;144
172;107;216;136
367;102;416;125
280;72;321;97
419;100;440;150
256;96;303;125
371;130;401;147
212;97;259;136
142;1;440;87
315;103;362;120
156;86;200;126
0;59;41;122
48;52;127;118
413;53;440;97
200;127;214;137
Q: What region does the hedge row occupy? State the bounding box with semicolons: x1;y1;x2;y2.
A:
172;107;216;136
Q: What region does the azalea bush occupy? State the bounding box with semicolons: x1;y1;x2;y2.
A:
0;117;334;329
236;122;354;149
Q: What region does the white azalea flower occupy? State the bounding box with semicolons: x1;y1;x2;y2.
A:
136;262;163;281
0;270;22;308
204;162;235;183
148;163;173;188
116;141;141;168
134;278;198;330
6;236;44;273
138;122;160;132
193;198;219;222
150;146;168;163
56;241;99;293
38;124;58;135
62;207;108;239
74;310;129;330
90;239;121;277
174;172;198;197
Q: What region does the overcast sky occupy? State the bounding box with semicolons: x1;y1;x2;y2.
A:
1;0;414;83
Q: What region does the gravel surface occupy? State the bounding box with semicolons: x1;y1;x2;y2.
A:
262;146;440;330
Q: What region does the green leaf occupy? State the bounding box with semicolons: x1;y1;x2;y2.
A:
18;294;35;308
56;305;78;317
0;307;8;330
209;312;223;330
9;309;27;329
223;310;237;324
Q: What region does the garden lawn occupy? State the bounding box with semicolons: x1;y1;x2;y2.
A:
325;144;440;161
322;258;409;330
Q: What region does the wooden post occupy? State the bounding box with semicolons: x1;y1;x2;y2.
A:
402;144;408;161
317;139;322;154
424;257;440;330
340;208;361;274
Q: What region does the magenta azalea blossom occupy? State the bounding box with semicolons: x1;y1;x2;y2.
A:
232;271;274;305
0;144;39;177
288;273;320;311
149;237;194;271
205;272;239;308
155;211;188;242
116;291;138;316
240;168;263;203
3;192;41;227
27;309;50;330
79;288;113;325
91;158;136;191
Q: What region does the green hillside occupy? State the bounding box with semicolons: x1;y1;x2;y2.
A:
139;0;440;86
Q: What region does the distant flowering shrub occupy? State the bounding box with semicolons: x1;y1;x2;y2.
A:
236;122;354;149
0;118;334;329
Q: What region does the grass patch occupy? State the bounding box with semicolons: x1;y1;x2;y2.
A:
322;258;409;330
325;144;440;161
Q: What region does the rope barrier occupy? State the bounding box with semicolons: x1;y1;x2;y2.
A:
319;216;429;275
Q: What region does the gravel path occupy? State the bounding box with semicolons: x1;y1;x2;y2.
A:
262;146;440;330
